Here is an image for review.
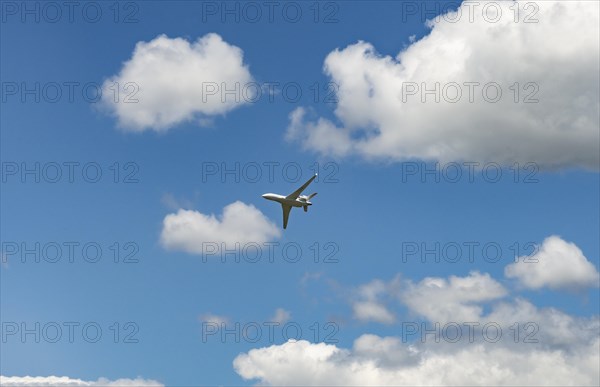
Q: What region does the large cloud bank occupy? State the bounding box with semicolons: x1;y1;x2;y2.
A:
287;1;600;169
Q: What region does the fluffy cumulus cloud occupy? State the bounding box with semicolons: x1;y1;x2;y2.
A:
286;1;600;169
0;376;163;386
486;297;600;349
234;273;600;386
160;201;281;255
234;335;600;386
102;33;254;132
353;301;396;325
505;235;600;290
234;237;600;385
399;271;507;323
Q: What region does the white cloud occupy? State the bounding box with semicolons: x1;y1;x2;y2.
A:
505;236;600;290
233;336;600;386
234;296;600;386
160;201;281;255
286;1;600;169
352;301;396;325
486;297;600;349
102;33;254;132
0;376;163;386
234;262;600;385
352;279;397;324
399;271;507;323
286;107;353;158
271;308;291;324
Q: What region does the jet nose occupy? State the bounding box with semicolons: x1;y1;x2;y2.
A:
261;194;268;198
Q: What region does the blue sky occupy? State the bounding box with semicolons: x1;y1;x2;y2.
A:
1;1;599;386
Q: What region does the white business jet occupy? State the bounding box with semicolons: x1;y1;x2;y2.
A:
262;174;318;229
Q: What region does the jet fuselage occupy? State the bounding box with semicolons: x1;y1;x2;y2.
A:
261;193;313;208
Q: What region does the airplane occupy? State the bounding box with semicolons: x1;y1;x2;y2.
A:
262;174;318;229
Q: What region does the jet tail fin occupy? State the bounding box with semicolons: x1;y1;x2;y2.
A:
308;192;318;200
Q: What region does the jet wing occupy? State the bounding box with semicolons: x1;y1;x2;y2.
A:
286;174;317;200
282;204;292;229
